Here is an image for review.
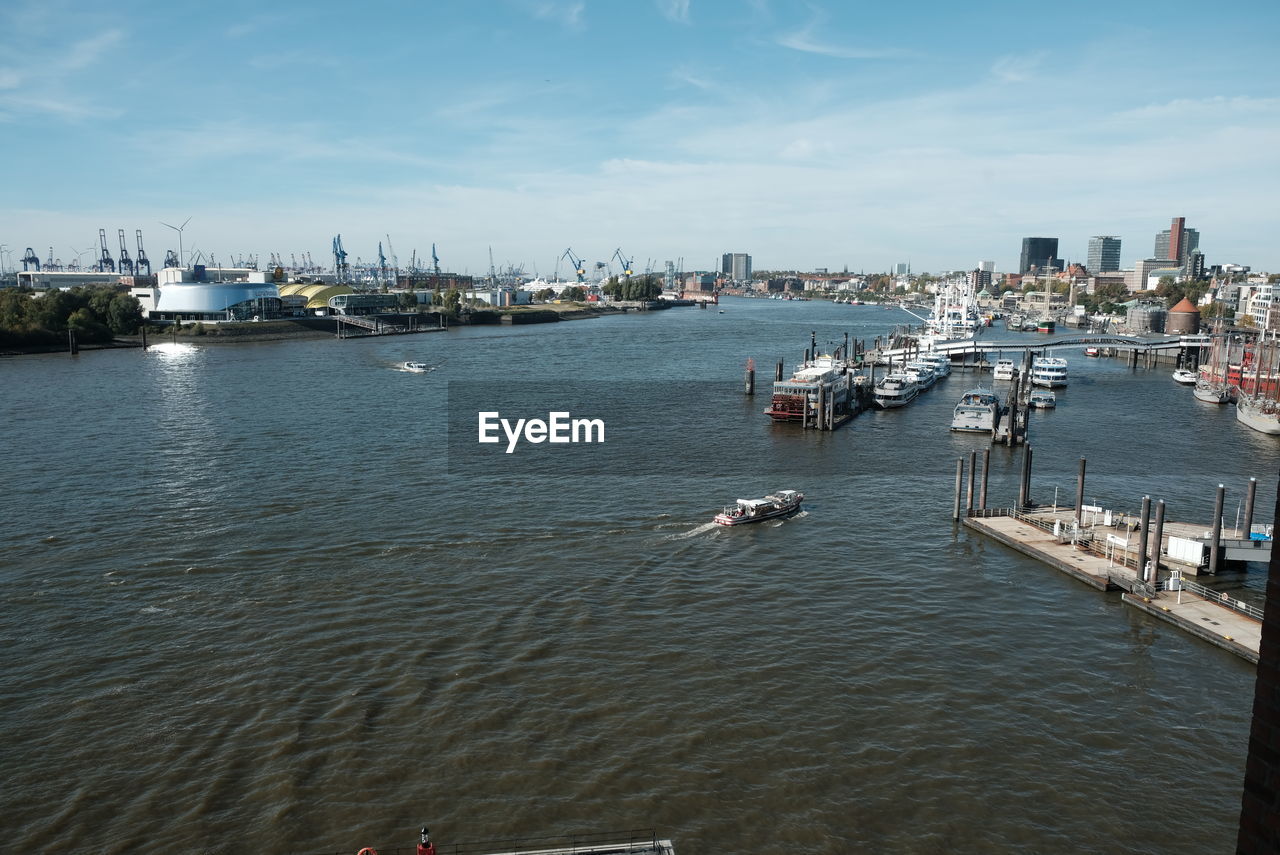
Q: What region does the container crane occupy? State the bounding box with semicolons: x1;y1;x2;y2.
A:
611;247;634;279
46;247;55;270
561;247;586;282
97;228;115;272
117;229;134;276
135;230;151;276
385;234;399;285
377;241;388;287
21;247;40;271
431;243;440;277
332;235;349;282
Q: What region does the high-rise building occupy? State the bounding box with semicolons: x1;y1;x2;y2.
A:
978;260;995;273
1019;237;1060;274
894;262;910;276
1154;217;1199;263
1086;236;1121;273
721;253;752;281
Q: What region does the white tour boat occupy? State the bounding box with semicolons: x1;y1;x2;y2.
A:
714;490;805;525
1029;389;1057;409
904;361;937;391
920;353;952;378
403;361;431;372
1172;369;1198;385
950;387;1001;432
1237;395;1280;435
1030;357;1069;388
992;359;1015;381
874;373;920;409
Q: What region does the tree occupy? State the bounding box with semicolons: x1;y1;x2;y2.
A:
562;285;586;301
536;287;555;302
105;294;143;334
443;288;461;314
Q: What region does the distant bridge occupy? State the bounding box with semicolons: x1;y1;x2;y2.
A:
874;333;1211;363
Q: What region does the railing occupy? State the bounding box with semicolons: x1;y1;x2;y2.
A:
1170;578;1265;622
314;829;666;855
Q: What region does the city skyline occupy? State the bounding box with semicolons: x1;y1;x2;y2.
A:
1;0;1277;274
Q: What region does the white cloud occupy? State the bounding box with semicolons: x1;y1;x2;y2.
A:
990;53;1043;83
776;9;907;60
658;0;691;23
522;0;587;30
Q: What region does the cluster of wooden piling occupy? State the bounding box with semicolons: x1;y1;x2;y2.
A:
746;331;873;430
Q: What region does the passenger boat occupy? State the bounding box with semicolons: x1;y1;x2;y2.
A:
950;387;1000;432
765;352;859;424
919;353;952;378
1005;314;1024;331
873;373;920;408
1036;319;1056;333
992;359;1015;381
1028;390;1057;409
1171;369;1198;385
403;361;431;372
1030;357;1068;388
1236;395;1280;435
1084;347;1100;357
904;361;937;391
714;490;804;525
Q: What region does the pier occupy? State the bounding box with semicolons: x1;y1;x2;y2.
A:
316;830;675;855
870;332;1210;366
955;454;1270;663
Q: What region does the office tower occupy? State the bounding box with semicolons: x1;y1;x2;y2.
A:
1154;217;1200;263
1019;237;1060;274
721;253;752;281
978;260;995;273
1086;236;1122;273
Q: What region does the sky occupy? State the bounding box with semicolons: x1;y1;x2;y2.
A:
1;0;1277;277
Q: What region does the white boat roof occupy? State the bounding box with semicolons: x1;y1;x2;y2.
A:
736;498;772;508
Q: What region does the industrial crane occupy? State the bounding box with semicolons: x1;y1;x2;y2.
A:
611;247;634;279
561;247;586;282
431;243;440;277
46;247;55;270
97;228;115;272
117;229;134;276
332;235;349;282
377;241;388;286
21;247;40;271
164;249;180;268
135;230;151;276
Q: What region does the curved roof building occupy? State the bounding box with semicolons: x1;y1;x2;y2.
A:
278;282;354;309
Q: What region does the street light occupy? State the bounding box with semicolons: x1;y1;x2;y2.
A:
160;216;192;268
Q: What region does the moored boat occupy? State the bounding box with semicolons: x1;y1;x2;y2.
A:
950;387;1000;432
1172;369;1198;385
992;359;1015;381
1236;396;1280;435
1193;377;1231;404
714;490;804;525
1029;390;1057;409
904;361;937;391
873;373;919;408
1030;357;1068;388
1084;346;1100;357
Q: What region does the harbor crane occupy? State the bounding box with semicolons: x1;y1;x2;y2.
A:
97;228;115;272
611;247;634;279
46;247;55;270
135;230;151;276
332;235;349;282
164;249;180;268
377;241;389;286
431;243;441;276
117;229;134;276
561;247;587;282
385;234;399;284
21;247;40;271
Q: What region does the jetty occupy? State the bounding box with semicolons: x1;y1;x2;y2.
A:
955;453;1270;663
317;830;675;855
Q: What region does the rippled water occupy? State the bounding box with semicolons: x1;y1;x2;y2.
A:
2;298;1276;854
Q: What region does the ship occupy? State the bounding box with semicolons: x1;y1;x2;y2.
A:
950;387;1001;432
714;490;804;525
765;336;866;428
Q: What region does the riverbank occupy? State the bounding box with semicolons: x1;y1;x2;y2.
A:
0;302;642;356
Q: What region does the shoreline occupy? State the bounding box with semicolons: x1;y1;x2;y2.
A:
0;303;640;356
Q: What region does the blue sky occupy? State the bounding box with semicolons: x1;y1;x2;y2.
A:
1;0;1277;276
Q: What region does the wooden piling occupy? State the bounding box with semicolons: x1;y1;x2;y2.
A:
141;324;148;350
954;458;964;521
1150;500;1166;582
1019;444;1033;508
68;329;78;355
816;384;826;430
745;358;755;396
979;449;990;509
966;450;976;512
1244;477;1257;537
1209;484;1225;574
1137;496;1151;575
1074;457;1086;526
776;360;784;382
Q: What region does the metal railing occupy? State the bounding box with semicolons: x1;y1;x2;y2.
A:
1169;578;1265;622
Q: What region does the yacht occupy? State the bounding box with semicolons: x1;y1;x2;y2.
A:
873;373;920;409
403;361;431;372
1028;390;1057;409
1236;396;1280;435
1172;369;1198;385
992;359;1015;381
950;387;1000;432
714;490;805;525
904;361;937;391
1030;357;1068;388
919;353;952;378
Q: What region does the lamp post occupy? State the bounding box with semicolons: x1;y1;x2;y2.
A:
160;217;191;269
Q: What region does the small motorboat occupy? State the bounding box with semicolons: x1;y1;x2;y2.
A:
1029;390;1057;409
403;361;431;372
1171;369;1198;385
1084;347;1100;357
714;490;804;525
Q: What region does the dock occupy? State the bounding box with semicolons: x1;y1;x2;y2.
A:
319;831;675;855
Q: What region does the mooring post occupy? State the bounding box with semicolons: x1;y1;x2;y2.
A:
776;360;784;382
966;450;976;512
954;458;964;521
1209;484;1226;574
141;324;148;350
804;348;810;364
1019;444;1033;508
1244;476;1258;538
979;449;990;509
1150;499;1166;583
68;329;78;355
1137;496;1151;575
1074;457;1086;526
816;383;826;431
745;358;755;396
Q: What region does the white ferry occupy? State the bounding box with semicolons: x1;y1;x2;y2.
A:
714;490;804;525
920;353;952;378
1030;357;1068;388
950;387;1000;432
874;373;920;408
992;359;1015;381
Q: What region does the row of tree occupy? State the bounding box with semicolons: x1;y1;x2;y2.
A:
0;287;144;347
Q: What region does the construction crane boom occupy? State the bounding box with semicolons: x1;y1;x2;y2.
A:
117;229;134;276
21;247;40;271
560;247;586;282
611;247;634;279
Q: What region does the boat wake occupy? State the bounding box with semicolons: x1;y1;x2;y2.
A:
671;522;720;539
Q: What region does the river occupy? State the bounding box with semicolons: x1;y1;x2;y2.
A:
2;296;1275;854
